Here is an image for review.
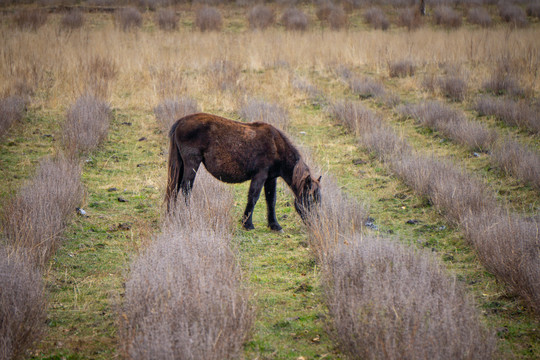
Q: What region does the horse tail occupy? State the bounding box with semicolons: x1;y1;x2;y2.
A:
166;121;183;211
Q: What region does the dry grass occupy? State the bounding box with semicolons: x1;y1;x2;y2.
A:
248;4;275;30
492;138;540;190
0;96;26;139
396;7;422;30
60;9;85;31
317;2;347;30
363;6;389;30
155;8;178;31
499;3;528;28
206;60;240;91
388;59;415;78
475;96;539;134
433;6;462;28
115;7;143;31
347;76;386;99
1;156;83;267
62;94;112;156
281;7;309;31
154;97;199;133
239;97;290;131
467;7;492;27
437;73;467;102
527;4;540;19
82;55;118;100
0;247;47;360
13;9;48;31
195;6;223;32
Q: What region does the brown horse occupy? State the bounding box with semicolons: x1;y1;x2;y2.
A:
166;113;321;231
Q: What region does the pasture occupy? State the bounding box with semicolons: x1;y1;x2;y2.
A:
1;1;539;359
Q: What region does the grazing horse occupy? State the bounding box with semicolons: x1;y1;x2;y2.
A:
166;113;321;231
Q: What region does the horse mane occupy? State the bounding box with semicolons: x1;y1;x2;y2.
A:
291;159;310;197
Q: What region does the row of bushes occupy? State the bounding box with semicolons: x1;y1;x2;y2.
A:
328;98;540;315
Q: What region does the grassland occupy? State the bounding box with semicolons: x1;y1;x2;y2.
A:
1;3;539;359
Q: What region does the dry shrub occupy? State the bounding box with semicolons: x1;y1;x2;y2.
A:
327;5;347;30
397;7;422;30
433;6;462;28
248;4;275;30
347;76;385;99
0;96;26;139
155;8;178;31
467;7;492;27
438;73;467;102
399;101;497;151
527;3;540;19
1;156;83;267
0;248;47;360
492;138;540;190
475;96;539;133
292;76;323;103
62;94;112;155
363;6;389;30
206;60;240;91
388;59;415;78
281;7;308;31
464;212;540;314
115;7;143;31
324;234;495;359
151;67;184;100
482;68;525;98
239;98;290;131
499;3;528;28
60;9;84;30
13;9;48;31
195;6;222;32
154;97;198;133
316;0;334;22
82;55;118;99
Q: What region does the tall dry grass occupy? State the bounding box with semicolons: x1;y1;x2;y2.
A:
239;97;290;131
154;97;199;133
492;138;540;191
475;96;539;134
0;96;26;139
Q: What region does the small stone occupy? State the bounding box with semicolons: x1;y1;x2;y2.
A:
352;158;367;165
118;197;128;202
107;187;118;192
121;122;132;126
76;208;88;217
406;219;420;225
138;137;147;141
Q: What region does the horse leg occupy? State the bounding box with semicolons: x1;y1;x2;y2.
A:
242;172;267;230
180;153;202;198
264;177;282;232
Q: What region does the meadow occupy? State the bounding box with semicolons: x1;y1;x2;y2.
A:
0;1;539;359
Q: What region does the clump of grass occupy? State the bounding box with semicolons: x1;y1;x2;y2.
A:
316;1;334;22
154;97;199;133
499;3;528;28
1;156;83;267
317;2;347;30
347;76;386;99
13;9;48;31
115;7;143;31
467;7;492;27
363;6;389;30
291;76;323;103
388;59;415;78
155;8;178;31
475;96;539;133
281;7;309;31
248;4;275;30
396;7;422;30
62;94;112;155
433;6;462;28
399;101;497;151
206;60;240;91
0;247;47;360
492;138;540;190
482;57;526;98
83;55;118;99
0;96;26;139
239;98;290;131
527;3;540;19
195;6;223;32
437;73;467;102
60;9;84;30
151;67;184;100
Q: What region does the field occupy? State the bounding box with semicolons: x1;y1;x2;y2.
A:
1;1;539;359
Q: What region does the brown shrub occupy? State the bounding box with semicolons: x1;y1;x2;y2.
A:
115;7;143;31
527;3;540;18
482;70;525;98
281;7;308;31
248;4;275;30
195;6;222;32
324;234;496;359
154;97;198;133
13;9;48;31
328;5;347;30
1;156;83;267
363;6;389;30
397;7;422;30
206;60;240;91
155;8;178;31
492;138;540;190
62;94;112;155
388;59;415;78
475;96;539;133
239;98;290;131
316;0;333;22
0;96;26;139
433;6;462;28
499;3;528;27
467;7;492;27
60;9;84;30
0;248;47;360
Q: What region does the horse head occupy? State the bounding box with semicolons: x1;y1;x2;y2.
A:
292;161;322;221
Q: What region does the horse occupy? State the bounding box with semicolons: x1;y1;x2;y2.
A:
166;113;321;231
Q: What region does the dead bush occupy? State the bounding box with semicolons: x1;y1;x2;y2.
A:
527;3;540;19
239;98;290;131
397;7;422;30
482;70;525;98
291;76;323;102
60;9;84;30
281;7;308;31
155;8;178;31
467;7;492;27
248;4;275;30
206;60;240;91
0;248;47;360
388;59;415;78
154;97;199;133
324;234;495;359
62;94;112;155
13;9;48;31
328;100;379;135
363;6;389;30
115;7;143;31
0;96;26;139
475;96;539;133
438;73;467;102
1;156;83;267
492;138;540;190
195;6;222;32
316;0;333;22
499;3;528;27
433;6;462;28
348;76;386;99
328;5;347;30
